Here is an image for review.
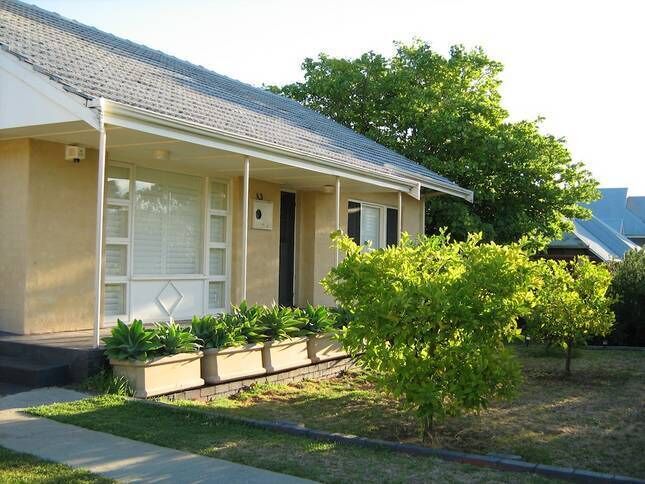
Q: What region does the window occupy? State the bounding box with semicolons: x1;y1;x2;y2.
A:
104;164;131;318
206;180;229;311
347;201;399;248
133;168;203;275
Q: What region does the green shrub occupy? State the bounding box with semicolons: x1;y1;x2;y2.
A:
153;321;201;355
526;256;615;373
191;314;246;349
323;231;534;439
608;249;645;346
260;305;307;341
302;304;338;334
102;319;160;361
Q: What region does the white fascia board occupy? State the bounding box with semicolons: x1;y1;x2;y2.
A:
101;100;473;200
0;50;100;130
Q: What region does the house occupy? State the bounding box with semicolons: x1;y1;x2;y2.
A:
548;188;644;261
0;0;472;346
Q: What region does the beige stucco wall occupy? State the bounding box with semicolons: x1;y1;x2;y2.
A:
0;138;98;334
0;139;29;333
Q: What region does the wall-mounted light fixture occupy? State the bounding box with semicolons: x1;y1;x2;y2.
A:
321;184;334;194
65;145;86;163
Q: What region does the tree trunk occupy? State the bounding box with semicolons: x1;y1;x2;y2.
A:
421;415;434;444
565;341;573;375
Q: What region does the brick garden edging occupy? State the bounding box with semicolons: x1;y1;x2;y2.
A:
144;395;644;483
160;356;354;402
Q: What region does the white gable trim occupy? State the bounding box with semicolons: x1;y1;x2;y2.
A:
0;49;99;130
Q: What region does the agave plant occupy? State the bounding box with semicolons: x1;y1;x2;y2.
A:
191;314;246;349
260;305;307;341
231;301;267;343
102;319;161;362
302;304;338;334
154;321;201;355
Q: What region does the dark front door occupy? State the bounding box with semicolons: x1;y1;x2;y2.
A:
279;191;296;306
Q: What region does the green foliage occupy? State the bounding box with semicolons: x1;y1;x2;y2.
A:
301;304;338;334
608;249;645;346
322;231;534;436
270;41;599;243
154;321;201;355
231;301;268;343
260;305;307;341
191;314;246;349
526;257;615;372
79;369;134;396
102;319;161;362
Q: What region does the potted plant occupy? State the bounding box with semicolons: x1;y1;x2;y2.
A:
261;305;311;372
304;305;347;362
104;320;204;398
192;308;266;384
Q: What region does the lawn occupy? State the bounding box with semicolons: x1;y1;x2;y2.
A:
174;346;645;479
0;446;112;484
29;395;552;484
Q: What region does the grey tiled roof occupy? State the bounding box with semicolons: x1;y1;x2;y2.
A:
0;0;467;192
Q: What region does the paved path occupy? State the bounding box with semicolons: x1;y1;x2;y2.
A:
0;387;314;483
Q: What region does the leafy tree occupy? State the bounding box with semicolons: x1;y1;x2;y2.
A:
527;257;614;373
322;231;536;439
270;42;599;243
608;249;645;346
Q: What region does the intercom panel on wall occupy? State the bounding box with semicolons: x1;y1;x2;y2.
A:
252;199;273;230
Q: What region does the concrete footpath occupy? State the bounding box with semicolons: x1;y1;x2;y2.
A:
0;387;314;483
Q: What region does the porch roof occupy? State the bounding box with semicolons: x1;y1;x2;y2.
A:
0;0;473;201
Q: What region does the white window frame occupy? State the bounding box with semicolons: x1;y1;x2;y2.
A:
104;161;132;324
103;162;232;324
348;199;399;249
204;177;232;314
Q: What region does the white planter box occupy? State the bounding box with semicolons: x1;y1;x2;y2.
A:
201;344;266;384
307;333;347;363
262;337;311;373
111;352;204;398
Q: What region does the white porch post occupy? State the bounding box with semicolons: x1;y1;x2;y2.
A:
397;191;403;241
335;176;341;265
93;113;107;348
241;157;250;301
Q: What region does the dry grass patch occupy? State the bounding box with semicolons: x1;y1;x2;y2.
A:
187;346;645;478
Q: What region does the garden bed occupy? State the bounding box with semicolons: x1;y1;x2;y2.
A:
177;346;645;479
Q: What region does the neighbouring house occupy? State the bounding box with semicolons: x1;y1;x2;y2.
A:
548;188;644;262
0;0;472;343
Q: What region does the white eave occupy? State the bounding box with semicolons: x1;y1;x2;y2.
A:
96;99;473;202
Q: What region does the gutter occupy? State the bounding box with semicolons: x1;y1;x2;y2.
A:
91;98;473;202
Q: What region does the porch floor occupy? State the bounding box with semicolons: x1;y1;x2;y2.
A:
0;328;111;350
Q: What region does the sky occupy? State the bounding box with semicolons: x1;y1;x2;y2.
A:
31;0;645;195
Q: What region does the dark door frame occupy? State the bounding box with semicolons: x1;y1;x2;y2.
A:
278;191;296;306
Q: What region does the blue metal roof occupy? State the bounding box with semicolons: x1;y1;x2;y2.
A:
551;188;644;261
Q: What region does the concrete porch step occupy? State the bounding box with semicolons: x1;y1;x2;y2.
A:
0;355;68;387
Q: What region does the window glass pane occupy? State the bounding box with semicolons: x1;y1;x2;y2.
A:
210;182;227;210
106;244;127;276
361;205;381;248
347;201;361;245
386;208;398;246
107;165;130;200
208;281;225;309
133;167;203;275
209;248;226;276
105;205;128;238
210;215;227;243
105;283;125;316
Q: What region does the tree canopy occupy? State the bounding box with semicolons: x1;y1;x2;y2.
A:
269;41;599;243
